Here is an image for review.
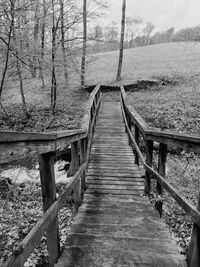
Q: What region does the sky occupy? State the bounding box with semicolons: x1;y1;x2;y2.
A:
101;0;200;32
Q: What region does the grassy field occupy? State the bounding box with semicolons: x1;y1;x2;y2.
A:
86;42;200;85
1;41;200;132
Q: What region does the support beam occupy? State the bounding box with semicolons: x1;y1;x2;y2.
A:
135;126;140;165
145;140;153;194
157;143;167;195
39;152;60;267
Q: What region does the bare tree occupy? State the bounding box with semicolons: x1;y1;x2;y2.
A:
13;0;29;118
0;0;15;97
125;17;143;48
51;0;57;112
143;22;155;46
116;0;126;81
60;0;68;86
81;0;87;88
39;0;47;87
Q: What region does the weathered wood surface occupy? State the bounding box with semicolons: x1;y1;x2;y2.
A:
56;100;187;267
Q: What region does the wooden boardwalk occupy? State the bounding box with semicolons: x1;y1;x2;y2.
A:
55;100;187;267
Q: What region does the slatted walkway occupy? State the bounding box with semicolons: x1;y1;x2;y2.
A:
55;98;187;267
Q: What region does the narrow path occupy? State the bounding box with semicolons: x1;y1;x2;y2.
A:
56;98;187;267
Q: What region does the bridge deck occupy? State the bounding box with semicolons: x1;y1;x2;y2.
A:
56;100;187;267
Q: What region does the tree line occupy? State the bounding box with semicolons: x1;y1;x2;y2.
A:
88;21;200;54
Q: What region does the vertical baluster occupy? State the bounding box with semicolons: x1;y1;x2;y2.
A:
145;140;153;194
39;152;60;267
80;138;86;198
73;178;81;214
68;141;79;176
157;143;167;195
135;125;140;165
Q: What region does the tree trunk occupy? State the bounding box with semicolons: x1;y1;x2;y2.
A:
13;20;29;118
39;0;46;88
0;0;15;97
16;56;29;119
60;0;68;86
116;0;126;81
32;0;40;78
51;0;57;112
81;0;87;88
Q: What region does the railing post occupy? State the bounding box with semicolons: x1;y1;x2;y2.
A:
145;140;153;194
39;152;60;267
187;193;200;267
68;141;79;176
80;138;86;198
135;125;140;165
157;143;167;195
73;178;81;214
80;138;85;165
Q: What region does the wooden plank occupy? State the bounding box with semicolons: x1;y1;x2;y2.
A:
87;180;144;185
0;132;87;164
87;171;142;177
0;131;56;142
86;189;144;195
87;176;143;181
88;166;140;171
147;130;200;153
87;184;144;190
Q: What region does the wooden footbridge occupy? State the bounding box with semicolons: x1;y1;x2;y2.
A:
1;85;200;267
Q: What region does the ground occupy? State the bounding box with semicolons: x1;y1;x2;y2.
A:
1;41;200;264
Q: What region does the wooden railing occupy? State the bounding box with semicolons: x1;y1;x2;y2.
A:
1;85;101;267
120;85;200;267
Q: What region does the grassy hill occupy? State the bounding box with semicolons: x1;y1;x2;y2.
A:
86;42;200;85
1;42;200;132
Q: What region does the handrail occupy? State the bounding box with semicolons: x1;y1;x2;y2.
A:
121;85;200;152
120;85;200;267
1;85;102;267
121;98;200;227
1;163;87;267
0;85;101;164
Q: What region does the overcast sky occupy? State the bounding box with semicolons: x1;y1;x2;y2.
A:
102;0;200;32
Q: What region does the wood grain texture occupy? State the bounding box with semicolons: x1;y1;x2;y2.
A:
56;100;187;267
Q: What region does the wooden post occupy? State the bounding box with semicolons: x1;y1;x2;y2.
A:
145;140;153;195
73;178;81;214
135;125;139;165
39;152;60;267
187;193;200;267
80;138;85;165
68;141;79;176
80;139;86;198
157;143;167;195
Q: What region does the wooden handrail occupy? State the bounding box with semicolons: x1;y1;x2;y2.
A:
120;85;200;267
2;163;87;267
0;85;101;164
121;99;200;227
1;85;102;267
120;85;200;152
